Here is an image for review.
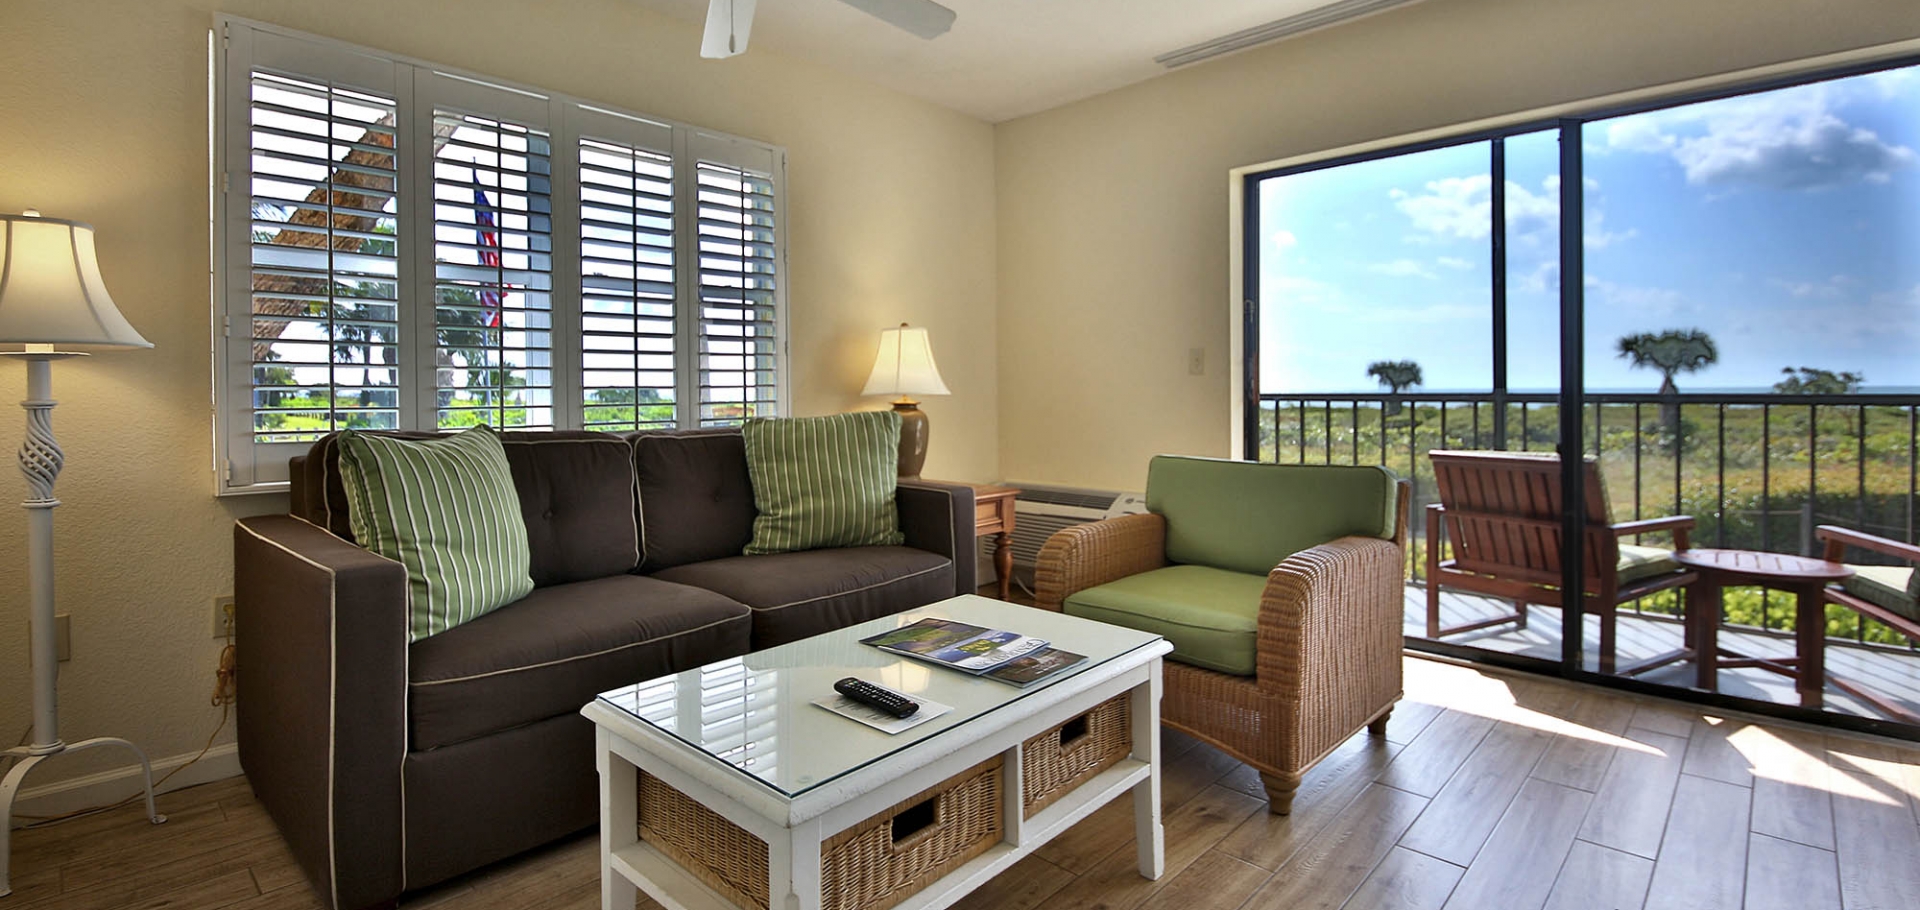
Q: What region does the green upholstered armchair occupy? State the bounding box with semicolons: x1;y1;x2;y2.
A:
1032;455;1410;814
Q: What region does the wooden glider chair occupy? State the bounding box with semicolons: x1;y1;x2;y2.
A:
1034;455;1410;815
1816;524;1920;724
1426;450;1698;675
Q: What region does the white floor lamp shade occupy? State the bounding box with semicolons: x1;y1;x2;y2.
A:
863;323;949;478
0;211;163;898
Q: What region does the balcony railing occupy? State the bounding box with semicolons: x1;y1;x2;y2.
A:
1255;390;1920;651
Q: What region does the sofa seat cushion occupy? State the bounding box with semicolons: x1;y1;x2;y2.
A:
1064;565;1268;676
651;546;952;649
1618;544;1683;586
1843;565;1919;623
409;574;750;751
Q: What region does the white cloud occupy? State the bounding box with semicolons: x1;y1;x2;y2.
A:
1770;274;1855;299
1272;230;1297;250
1436;257;1472;270
1390;175;1565;241
1583;211;1636;249
1369;258;1438;279
1391;175;1493;239
1363;303;1486;324
1602;83;1917;190
1585;275;1684;317
1514;260;1559;295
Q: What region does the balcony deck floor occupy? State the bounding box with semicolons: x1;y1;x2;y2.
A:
1409;584;1920;722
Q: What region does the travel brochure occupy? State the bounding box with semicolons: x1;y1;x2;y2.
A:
861;617;1088;687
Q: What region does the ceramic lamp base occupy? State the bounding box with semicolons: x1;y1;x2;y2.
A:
893;400;929;478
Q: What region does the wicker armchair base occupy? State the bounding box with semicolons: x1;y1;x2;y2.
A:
1159;658;1399;815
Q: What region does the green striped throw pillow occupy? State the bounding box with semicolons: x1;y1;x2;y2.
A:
336;426;535;642
742;412;906;555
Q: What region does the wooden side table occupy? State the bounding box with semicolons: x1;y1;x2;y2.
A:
1674;548;1853;708
970;484;1020;600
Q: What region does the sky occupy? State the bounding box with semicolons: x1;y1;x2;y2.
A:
1258;64;1920;394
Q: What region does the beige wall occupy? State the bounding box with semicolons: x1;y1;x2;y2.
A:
995;0;1920;493
0;0;997;791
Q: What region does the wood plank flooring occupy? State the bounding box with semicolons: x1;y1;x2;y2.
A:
10;656;1920;910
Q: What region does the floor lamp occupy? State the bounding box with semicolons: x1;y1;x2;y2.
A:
0;211;164;897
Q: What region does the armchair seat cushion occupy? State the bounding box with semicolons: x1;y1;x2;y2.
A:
408;575;751;751
652;546;952;649
1842;565;1919;622
1062;564;1268;676
1618;544;1683;585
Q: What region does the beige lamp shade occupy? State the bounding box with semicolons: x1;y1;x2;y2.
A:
0;212;152;348
861;323;949;398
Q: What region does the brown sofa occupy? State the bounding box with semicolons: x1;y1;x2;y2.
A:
233;428;974;910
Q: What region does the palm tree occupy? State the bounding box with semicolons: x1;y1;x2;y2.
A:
1367;360;1423;416
1773;366;1864;396
1617;329;1717;430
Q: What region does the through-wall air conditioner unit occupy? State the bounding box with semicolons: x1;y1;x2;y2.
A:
993;484;1147;590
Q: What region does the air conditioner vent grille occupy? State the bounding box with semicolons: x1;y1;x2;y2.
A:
1016;488;1120;510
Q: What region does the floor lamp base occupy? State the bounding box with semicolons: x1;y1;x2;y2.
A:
0;737;167;896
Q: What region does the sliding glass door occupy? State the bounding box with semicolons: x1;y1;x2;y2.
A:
1244;56;1920;738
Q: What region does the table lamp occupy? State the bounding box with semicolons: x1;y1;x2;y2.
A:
0;211;164;897
862;323;949;478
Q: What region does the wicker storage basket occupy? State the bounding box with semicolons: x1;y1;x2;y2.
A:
1021;695;1131;817
638;770;771;910
819;755;1005;910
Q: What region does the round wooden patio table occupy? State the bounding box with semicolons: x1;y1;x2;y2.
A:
1673;548;1853;708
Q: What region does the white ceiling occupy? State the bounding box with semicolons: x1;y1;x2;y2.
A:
630;0;1370;122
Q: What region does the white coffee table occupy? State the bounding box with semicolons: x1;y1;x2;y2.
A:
582;595;1172;910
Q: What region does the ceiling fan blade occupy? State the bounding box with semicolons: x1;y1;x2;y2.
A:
701;0;758;58
835;0;956;39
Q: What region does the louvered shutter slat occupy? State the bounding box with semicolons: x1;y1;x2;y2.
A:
247;71;403;445
695;160;779;426
431;111;556;430
577;136;678;431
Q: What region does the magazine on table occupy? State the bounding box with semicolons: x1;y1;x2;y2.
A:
862;617;1051;674
982;648;1088;687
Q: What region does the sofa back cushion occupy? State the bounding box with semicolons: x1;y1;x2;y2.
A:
504;434;642;585
629;429;759;570
296;429;640;586
1147;455;1398;577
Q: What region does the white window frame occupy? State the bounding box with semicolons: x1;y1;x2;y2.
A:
212;15;788;494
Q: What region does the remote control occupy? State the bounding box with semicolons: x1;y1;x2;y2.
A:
834;677;919;718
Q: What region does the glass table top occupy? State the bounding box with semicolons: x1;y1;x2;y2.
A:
594;595;1164;798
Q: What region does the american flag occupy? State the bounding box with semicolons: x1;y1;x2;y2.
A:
474;187;503;328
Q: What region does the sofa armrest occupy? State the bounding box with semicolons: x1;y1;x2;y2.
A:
1256;535;1405;765
898;480;976;597
1032;513;1169;612
235;515;410;910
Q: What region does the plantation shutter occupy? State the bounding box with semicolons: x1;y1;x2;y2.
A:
219;26;408;488
574;107;679;431
690;134;784;426
216;20;787;493
422;75;558;430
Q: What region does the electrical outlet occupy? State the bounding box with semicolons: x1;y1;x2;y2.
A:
1188;347;1205;375
55;613;70;662
213;596;236;639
